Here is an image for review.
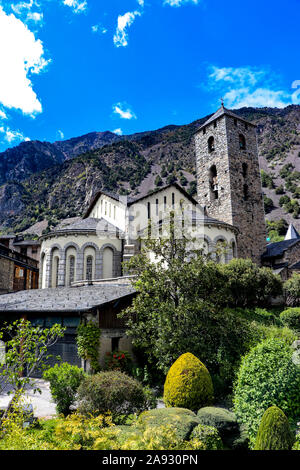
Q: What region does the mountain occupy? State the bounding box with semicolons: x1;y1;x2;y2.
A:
0;105;299;236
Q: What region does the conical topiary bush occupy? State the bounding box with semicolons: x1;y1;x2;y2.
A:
163;352;214;411
254;406;294;450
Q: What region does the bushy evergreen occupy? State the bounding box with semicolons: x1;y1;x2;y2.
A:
254;406;294;450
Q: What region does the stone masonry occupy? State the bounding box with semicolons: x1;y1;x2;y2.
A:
195;107;266;265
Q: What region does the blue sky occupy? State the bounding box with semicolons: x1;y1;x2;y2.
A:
0;0;299;151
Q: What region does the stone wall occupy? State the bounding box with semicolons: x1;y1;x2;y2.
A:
0;256;14;294
195;113;266;265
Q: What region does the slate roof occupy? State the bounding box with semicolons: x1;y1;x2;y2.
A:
41;217;123;239
0;284;136;314
195;106;256;133
262;239;300;259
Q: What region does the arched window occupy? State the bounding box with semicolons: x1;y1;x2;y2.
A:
209;165;218;200
231;241;236;259
242;162;248;178
103;247;114;279
216;240;226;264
86;255;93;281
239;134;246;150
208;136;215;153
69;255;75;285
54;256;59;287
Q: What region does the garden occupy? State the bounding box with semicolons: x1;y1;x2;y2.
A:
0;235;299;451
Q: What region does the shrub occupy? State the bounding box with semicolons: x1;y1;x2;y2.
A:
254;406;294;450
284;274;300;307
197;407;242;449
190;424;223;450
76;322;101;372
280;308;300;334
221;259;282;307
43;363;85;416
136;407;200;440
163;353;214;410
104;350;132;373
77;371;153;422
234;338;300;446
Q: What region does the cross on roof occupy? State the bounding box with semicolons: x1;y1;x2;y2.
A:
220;97;224;108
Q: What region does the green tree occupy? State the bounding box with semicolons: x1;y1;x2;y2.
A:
0;319;65;413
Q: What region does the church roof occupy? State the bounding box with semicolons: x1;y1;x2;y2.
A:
0;284;136;314
284;223;300;240
41;217;122;239
262;238;300;259
195;106;256;133
83;183;199;218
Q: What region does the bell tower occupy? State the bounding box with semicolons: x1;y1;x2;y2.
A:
194;105;266;264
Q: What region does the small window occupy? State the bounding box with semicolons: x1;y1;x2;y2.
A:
164;196;167;210
208;136;215;153
243;184;249;201
245;122;248;130
156;199;159;216
112;337;121;352
147;202;151;219
242;163;248;178
214;120;217;128
209;165;218;200
239;134;246;150
234;118;237;127
203;127;206;135
172;193;175;208
86;255;93;281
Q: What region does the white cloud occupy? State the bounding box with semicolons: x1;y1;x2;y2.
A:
0;6;50;115
113;10;141;48
163;0;200;6
113;128;123;135
207;65;292;109
26;11;43;23
0;109;8;120
137;0;145;6
91;24;107;35
113;103;136;120
63;0;87;14
0;125;30;143
57;129;64;139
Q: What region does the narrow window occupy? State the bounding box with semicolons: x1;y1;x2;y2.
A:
113;205;116;219
242;163;248;178
86;255;93;281
109;203;111;217
210;165;219;200
147;202;151;219
203;127;206;135
105;201;107;215
234;118;237;127
214;120;217;128
208;136;215;153
164;196;167;210
69;256;75;285
239;134;246;150
172;193;175;208
112;337;120;352
243;184;249;201
156;199;159;216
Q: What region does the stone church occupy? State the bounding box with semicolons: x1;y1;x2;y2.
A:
39;105;266;288
0;105;272;370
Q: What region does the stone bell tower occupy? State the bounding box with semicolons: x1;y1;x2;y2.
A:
194;104;266;264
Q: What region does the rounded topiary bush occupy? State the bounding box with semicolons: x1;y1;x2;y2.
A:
190;424;223;450
254;406;294;450
77;371;153;421
234;338;300;446
280;308;300;334
137;407;200;440
163;353;214;410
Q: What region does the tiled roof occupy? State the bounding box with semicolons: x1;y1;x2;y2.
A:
0;284;136;313
195;106;256;132
262;239;300;259
42;218;123;238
